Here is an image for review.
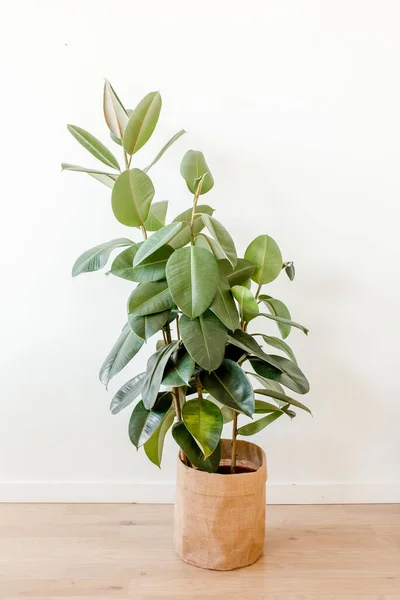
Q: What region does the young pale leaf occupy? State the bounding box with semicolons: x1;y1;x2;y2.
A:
111;168;155;227
254;388;312;414
166;246;219;318
144;129;186;173
201;359;254;417
99;324;144;386
123;91;162;155
129;393;173;448
128;310;170;341
237;412;283;436
180;150;214;195
103;80;129;140
252;333;297;364
169;205;214;249
259;295;292;339
250;356;310;395
134;223;183;266
143;201;168;231
209;273;240;332
141;342;180;409
144;409;175;467
72;238;133;277
128;281;175;317
162;350;195;387
231;285;259;322
110;372;145;415
108;245;139;280
182;398;223;458
67;124;120;171
61;163;118;189
244;235;282;284
179;311;227;371
201;215;237;268
172;422;221;473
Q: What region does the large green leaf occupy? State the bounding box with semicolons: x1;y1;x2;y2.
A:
246;371;286;395
219;258;256;287
209;273;240;331
252;333;297;363
200;359;254;417
249;356;310;395
103;80;129;141
128;310;170;340
166;246;219;318
255;400;283;413
255;388;311;414
170;205;214;249
244;235;282;284
227;329;287;373
129;392;173;448
129;246;174;283
110;372;145;415
99;324;143;386
231;285;259;322
72;238;133;277
172;422;221;473
123;91;162;155
162;349;195;386
61;163;118;188
108;245;139;280
180;150;214;195
144;130;186;173
259;295;291;339
134;223;183;266
128;281;175;317
201;215;237;268
182;398;223;457
143;201;168;231
179;311;227;371
67;124;120;171
141;342;180;409
112;168;155;227
237;412;283;436
144;409;175;467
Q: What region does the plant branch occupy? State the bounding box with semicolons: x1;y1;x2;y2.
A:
195;376;203;399
231;411;238;474
255;280;263;300
189;174;206;244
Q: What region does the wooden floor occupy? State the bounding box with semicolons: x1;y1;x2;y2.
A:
0;504;399;599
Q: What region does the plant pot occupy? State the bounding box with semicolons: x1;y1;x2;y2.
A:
173;438;267;570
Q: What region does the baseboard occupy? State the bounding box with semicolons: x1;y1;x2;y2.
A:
0;481;399;503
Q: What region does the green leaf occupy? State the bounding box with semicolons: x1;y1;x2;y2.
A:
249;356;310;395
130;246;174;283
166;246;219;318
162;349;195;387
227;329;285;372
108;245;139;280
231;285;259;322
179;311;227;371
123;91;162;155
254;400;283;413
141;342;180;409
128;281;175;317
61;163;118;188
170;205;214;249
209;273;240;331
111;168;155;227
285;261;295;281
129;392;173;448
237;412;283;436
259;295;292;339
182;398;223;457
201;215;237;268
72;238;133;277
246;372;286;396
254;388;312;414
67;124;120;171
128;310;170;340
103;80;129;141
144;129;186;173
134;223;183;266
219;258;256;287
252;333;297;363
99;324;144;386
143;201;168;231
180;150;214;195
255;312;309;336
110;372;145;415
200;359;254;417
244;235;282;284
144;409;175;467
172;422;221;473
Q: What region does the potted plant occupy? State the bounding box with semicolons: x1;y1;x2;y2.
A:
62;81;310;571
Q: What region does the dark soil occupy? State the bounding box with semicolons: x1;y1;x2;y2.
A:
216;465;256;475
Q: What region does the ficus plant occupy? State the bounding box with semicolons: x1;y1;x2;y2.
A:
63;81;310;474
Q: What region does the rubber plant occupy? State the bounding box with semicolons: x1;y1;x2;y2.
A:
63;81;310;474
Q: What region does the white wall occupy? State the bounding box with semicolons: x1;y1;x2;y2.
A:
0;0;399;503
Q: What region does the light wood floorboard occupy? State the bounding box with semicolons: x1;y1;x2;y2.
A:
0;504;399;599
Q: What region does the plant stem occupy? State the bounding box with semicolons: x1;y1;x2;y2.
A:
231;411;238;474
189;175;205;244
195;376;203;399
172;386;183;421
175;316;180;340
164;323;172;344
123;151;129;170
255;280;263;300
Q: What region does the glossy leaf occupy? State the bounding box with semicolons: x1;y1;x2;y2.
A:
144;409;175;467
259;295;291;339
166;246;219;318
209;273;240;331
128;281;175;317
231;285;259;322
220;258;256;287
144;129;186;173
255;312;309;336
252;333;297;363
110;372;145;415
254;400;283;413
170;205;214;249
129;392;173;448
247;372;286;396
129;246;174;282
237;412;283;436
128;310;170;340
103;80;129;141
182;398;223;457
72;238;133;277
61;163;118;188
111;168;155;227
123;91;162;155
99;324;144;386
249;356;310;395
179;311;227;371
162;350;195;386
201;359;254;417
201;215;237;268
108;245;138;280
255;388;311;414
227;330;287;372
180;150;214;195
172;422;221;473
244;234;282;284
67;124;120;170
143;201;168;231
134;223;183;266
141;342;180;409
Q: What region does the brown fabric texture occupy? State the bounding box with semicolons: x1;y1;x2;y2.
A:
173;439;267;570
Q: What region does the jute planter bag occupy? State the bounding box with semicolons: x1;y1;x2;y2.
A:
173;438;267;570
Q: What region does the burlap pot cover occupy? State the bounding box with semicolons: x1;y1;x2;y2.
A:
173;438;267;571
